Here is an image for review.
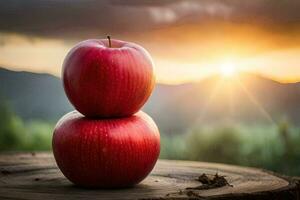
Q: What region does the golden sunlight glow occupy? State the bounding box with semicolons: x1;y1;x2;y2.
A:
2;27;300;84
220;61;237;77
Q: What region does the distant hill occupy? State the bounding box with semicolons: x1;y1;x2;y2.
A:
0;68;72;121
145;74;300;134
1;67;300;134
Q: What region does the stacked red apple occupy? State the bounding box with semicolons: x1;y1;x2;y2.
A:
52;37;160;188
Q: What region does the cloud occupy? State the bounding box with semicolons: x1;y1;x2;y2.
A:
0;0;299;39
146;1;233;24
0;0;155;39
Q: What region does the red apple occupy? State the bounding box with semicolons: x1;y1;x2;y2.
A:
62;37;155;117
52;110;160;188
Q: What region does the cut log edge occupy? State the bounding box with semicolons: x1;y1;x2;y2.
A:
159;169;300;200
1;153;299;200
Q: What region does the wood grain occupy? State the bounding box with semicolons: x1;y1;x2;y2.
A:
0;153;299;200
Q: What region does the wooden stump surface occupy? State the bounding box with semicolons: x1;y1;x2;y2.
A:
0;153;299;200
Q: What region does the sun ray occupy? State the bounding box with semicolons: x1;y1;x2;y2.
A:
194;78;225;124
192;59;276;127
235;78;277;125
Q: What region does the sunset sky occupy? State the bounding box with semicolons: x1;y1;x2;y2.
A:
0;0;300;84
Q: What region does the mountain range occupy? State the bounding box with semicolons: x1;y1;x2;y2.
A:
1;67;300;134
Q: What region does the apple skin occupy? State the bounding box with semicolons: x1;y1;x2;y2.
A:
52;111;160;188
62;39;155;118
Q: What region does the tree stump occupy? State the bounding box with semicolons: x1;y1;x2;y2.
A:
0;153;299;200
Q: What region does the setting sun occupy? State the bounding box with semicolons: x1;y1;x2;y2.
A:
220;62;237;77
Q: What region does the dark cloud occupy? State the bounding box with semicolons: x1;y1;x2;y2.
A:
0;0;299;39
0;0;155;38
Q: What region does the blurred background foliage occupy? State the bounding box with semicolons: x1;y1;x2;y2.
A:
161;122;300;176
0;98;53;151
1;97;300;176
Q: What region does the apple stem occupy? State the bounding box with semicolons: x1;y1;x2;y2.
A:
107;35;112;48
